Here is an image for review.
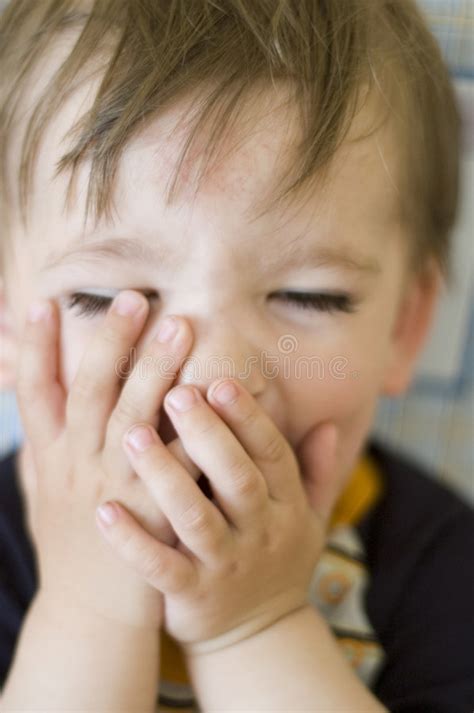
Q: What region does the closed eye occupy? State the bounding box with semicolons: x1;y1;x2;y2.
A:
270;291;357;313
64;290;156;318
64;289;357;319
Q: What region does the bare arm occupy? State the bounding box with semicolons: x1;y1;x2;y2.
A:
0;593;160;712
1;296;197;711
186;604;388;712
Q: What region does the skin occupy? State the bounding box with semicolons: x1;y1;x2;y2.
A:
2;296;382;708
0;78;440;513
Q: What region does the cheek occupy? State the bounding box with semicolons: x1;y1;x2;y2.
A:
282;373;379;500
280;340;387;481
284;360;379;444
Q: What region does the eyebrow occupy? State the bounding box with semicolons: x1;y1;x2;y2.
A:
265;239;381;275
41;236;171;272
41;233;381;276
267;244;381;275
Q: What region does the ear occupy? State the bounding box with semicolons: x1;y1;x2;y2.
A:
381;257;443;397
0;275;19;391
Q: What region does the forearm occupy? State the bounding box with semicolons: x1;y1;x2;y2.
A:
186;604;388;712
1;592;160;712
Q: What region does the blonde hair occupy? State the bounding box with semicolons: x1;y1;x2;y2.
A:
0;0;461;278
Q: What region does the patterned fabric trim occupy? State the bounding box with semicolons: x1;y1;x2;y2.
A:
309;524;387;688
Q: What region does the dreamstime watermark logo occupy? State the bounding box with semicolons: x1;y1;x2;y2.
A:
277;334;298;354
114;333;357;381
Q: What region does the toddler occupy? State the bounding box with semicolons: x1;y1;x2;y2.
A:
0;1;472;711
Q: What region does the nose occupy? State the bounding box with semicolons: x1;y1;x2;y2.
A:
171;315;267;401
150;314;267;447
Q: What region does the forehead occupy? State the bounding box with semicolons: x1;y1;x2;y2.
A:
101;84;400;222
19;70;402;268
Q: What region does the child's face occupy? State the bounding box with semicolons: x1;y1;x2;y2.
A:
3;81;435;488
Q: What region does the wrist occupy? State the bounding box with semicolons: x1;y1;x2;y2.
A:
34;587;164;633
183;591;309;657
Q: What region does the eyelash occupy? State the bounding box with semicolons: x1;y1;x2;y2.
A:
273;291;356;314
64;291;156;318
65;290;357;318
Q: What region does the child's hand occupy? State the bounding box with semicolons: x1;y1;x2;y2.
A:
15;292;198;628
95;378;339;652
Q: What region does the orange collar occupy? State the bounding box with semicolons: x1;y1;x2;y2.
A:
329;451;383;530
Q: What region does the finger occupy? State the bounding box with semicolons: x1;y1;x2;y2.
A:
122;424;232;567
96;500;196;595
16;299;65;446
164;385;269;530
296;422;339;528
66;290;149;455
0;333;15;389
105;315;193;458
167;436;202;481
18;439;39;543
167;438;217;515
207;378;301;503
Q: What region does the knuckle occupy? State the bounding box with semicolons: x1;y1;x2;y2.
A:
149;445;173;475
236;405;259;430
111;391;142;430
230;460;260;497
117;529;142;564
135;444;170;483
260;434;286;465
179;501;212;535
141;549;164;581
118;531;162;583
196;417;219;438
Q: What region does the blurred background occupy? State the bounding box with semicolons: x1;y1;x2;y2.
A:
371;0;473;504
1;0;473;503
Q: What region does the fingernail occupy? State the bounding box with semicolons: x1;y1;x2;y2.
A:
155;316;179;344
166;386;198;412
112;290;145;317
125;424;156;451
97;502;119;526
27;300;51;323
211;380;239;405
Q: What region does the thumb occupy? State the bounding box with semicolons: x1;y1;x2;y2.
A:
296;422;339;528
